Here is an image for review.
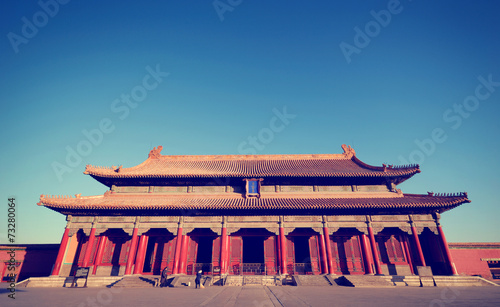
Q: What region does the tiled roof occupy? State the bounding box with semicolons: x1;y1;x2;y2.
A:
448;243;500;249
83;145;420;180
38;192;469;214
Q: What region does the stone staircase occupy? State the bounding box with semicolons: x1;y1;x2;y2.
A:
386;275;422;287
17;274;498;288
293;275;336;286
17;276;123;288
337;275;394;287
433;276;498;287
109;275;157;288
242;275;281;286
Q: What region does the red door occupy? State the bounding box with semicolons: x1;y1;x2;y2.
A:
286;237;295;274
186;237;198;275
264;236;277;275
349;235;364;274
212;236;221;268
229;236;242;274
308;236;321;275
161;236;177;274
331;235;365;275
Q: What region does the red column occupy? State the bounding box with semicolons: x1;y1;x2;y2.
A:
178;235;190;274
124;228;139;275
403;236;415;275
318;233;329;274
279;227;287;275
220;227;229;274
367;226;383;275
437;225;458;275
82;228;96;268
172;228;183;274
360;234;374;275
133;234;148;274
411;226;426;267
276;233;281;274
92;236;107;275
51;228;70;276
323;227;334;274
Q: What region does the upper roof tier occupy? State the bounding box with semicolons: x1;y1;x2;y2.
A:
84;145;420;187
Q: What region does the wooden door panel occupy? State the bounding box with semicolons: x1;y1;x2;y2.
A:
308;236;321;275
264;236;277;275
229;236;242;274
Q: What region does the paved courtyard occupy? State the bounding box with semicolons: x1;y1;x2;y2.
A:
1;285;500;307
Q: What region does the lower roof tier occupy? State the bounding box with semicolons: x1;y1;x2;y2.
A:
38;191;470;216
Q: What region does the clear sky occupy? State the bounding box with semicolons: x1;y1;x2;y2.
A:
1;0;499;244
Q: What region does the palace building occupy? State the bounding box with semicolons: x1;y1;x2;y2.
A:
38;145;470;279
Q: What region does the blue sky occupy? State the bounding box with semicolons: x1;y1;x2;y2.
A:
1;0;499;244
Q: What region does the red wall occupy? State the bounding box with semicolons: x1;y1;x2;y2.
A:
1;245;59;282
449;243;500;280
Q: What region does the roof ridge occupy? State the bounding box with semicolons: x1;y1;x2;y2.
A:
147;144;355;161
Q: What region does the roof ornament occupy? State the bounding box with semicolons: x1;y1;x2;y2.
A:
149;146;163;159
341;144;356;158
112;165;122;173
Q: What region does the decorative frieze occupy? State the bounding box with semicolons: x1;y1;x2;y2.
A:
99;216;135;223
192;186;226;193
71;216;94;223
68;228;79;237
113;186;149;193
357;185;389;192
284;216;321;222
153;186;188;193
228;216;279;222
140;216;178;222
327;222;368;235
317;185;352;192
371;215;409;222
184;216;222;223
411;214;434;222
327;215;366;222
260;186;275;192
280;185;314;193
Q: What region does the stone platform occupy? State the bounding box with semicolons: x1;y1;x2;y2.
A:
2;284;500;307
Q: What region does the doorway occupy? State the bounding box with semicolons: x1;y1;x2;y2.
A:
243;236;265;263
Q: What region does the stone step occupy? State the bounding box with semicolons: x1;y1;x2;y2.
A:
19;276;123;288
241;275;280;286
111;275;156;288
337;275;394;287
293;275;333;286
433;276;498;287
170;275;197;287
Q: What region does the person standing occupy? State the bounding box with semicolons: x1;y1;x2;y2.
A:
160;267;169;287
195;270;202;289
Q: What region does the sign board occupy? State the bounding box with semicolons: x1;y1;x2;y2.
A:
71;267;90;288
